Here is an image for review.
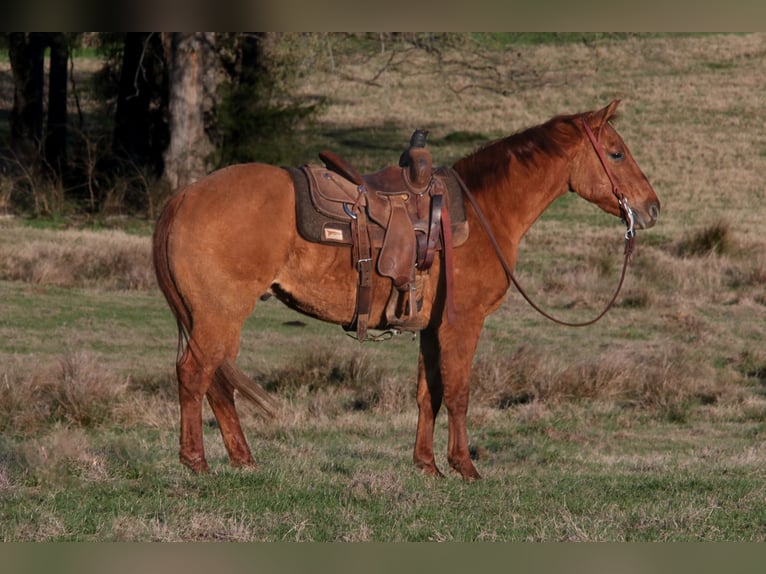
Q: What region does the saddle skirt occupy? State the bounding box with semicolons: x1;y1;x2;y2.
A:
286;157;469;340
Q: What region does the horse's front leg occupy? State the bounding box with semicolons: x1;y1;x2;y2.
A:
439;321;483;481
413;325;444;477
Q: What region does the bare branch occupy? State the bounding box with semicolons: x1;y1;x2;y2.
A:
128;33;155;101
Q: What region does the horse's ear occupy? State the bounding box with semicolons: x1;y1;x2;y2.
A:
588;99;621;136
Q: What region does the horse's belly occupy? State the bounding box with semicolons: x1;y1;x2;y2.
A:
270;241;359;324
271;243;440;330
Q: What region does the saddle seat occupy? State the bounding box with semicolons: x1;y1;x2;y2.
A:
287;131;468;340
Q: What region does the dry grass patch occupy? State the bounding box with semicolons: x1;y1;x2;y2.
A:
629;230;766;311
0;225;153;290
0;423;121;494
674;220;734;257
9;509;72;541
110;510;260;542
255;345;414;417
18;427;111;484
471;344;736;420
0;352;129;434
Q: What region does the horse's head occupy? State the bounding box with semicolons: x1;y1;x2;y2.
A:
570;100;660;231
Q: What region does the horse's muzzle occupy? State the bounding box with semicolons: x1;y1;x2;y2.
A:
634;201;660;229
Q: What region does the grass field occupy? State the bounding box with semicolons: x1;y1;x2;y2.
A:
2;32;766;541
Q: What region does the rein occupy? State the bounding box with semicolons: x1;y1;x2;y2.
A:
449;117;636;328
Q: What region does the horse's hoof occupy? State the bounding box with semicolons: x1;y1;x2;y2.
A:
180;454;210;474
449;459;482;482
414;459;445;478
231;458;257;471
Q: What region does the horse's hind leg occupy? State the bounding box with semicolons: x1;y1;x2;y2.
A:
176;344;216;473
176;323;251;472
206;359;255;469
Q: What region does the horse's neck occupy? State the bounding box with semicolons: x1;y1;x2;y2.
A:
469;159;570;245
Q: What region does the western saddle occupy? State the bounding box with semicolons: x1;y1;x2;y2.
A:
287;130;468;341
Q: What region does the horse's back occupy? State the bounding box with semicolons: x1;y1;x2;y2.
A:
176;163;294;220
171;162;295;235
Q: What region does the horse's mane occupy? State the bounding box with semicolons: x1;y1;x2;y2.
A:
452;112;586;193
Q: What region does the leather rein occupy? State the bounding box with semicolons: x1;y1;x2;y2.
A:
451;117;636;328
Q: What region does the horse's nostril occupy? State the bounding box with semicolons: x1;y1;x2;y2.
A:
649;203;660;220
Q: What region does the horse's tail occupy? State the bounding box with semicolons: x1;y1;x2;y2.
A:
152;192;191;351
152;193;277;418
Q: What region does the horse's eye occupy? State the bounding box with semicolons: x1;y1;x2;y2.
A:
609;151;625;161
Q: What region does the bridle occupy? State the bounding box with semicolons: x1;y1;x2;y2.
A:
451;116;636;328
580;118;636;245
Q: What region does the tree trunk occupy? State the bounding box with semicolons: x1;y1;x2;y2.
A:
45;33;68;174
8;33;46;158
239;32;269;85
162;32;218;191
113;32;168;173
113;33;153;163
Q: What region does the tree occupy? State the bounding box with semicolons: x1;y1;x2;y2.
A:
44;33;68;174
8;32;69;176
112;32;168;174
8;33;46;158
161;32;218;191
215;33;318;167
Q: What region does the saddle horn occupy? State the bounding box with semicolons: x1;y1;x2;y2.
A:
399;129;429;166
399;129;432;188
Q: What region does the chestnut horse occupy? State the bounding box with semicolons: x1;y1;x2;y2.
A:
153;100;660;480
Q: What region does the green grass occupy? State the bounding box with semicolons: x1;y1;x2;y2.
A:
4;266;763;540
0;265;763;541
0;282;172;362
3;407;766;541
19;215;156;236
0;278;420;379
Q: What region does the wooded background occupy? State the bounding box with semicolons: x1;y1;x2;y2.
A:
1;32;327;216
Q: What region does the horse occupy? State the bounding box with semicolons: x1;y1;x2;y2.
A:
152;100;660;480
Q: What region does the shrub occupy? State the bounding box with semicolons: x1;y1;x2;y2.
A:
470;344;731;419
0;352;129;434
674;220;732;257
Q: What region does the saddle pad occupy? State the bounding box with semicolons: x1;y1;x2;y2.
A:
286;165;470;247
287;166;355;244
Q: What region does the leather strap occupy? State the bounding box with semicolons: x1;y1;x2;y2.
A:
420;188;443;270
440;193;456;324
581;117;635;239
319;150;365;186
348;191;374;341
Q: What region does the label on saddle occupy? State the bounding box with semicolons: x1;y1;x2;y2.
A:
323;226;346;243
